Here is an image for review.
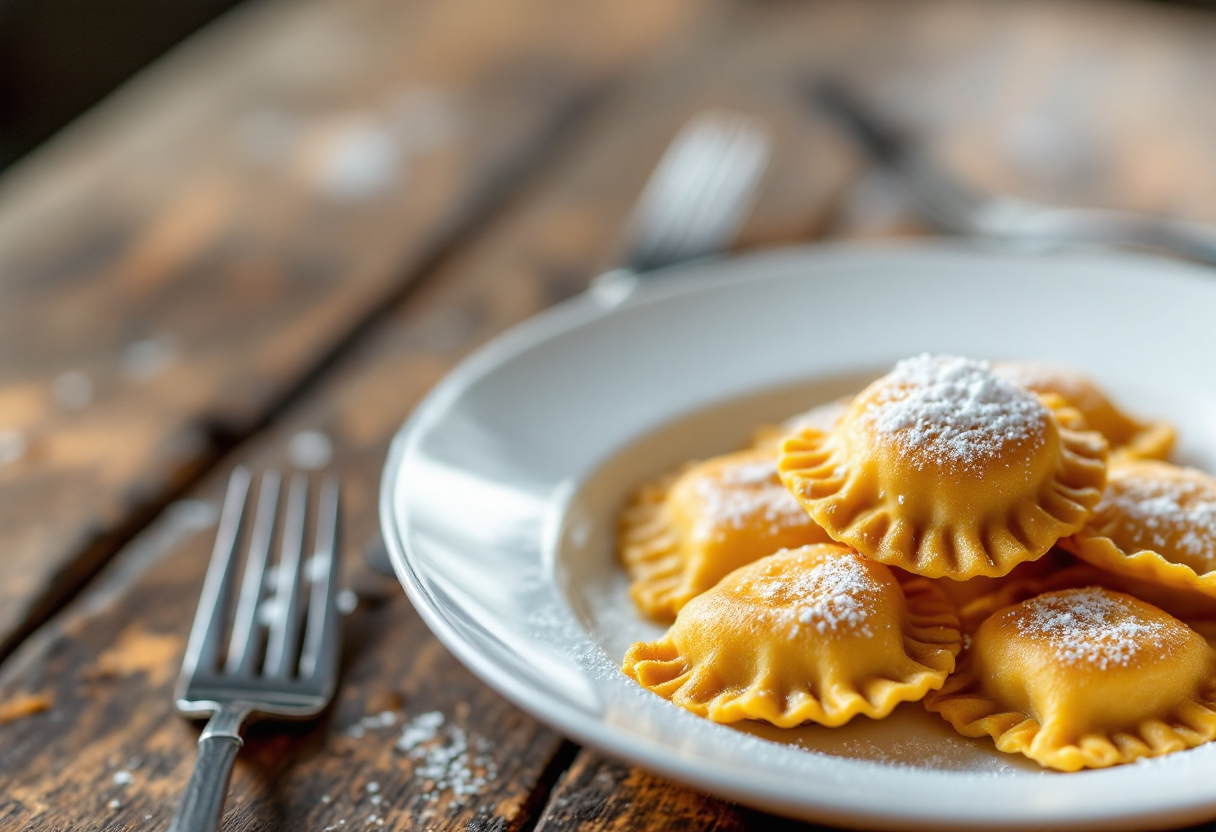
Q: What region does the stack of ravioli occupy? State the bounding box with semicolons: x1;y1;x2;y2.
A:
620;354;1216;771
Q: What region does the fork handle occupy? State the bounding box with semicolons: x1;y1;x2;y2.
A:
169;712;246;832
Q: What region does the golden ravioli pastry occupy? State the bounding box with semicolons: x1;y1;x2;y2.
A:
927;586;1216;771
622;544;961;727
957;560;1102;634
752;397;852;451
958;558;1216;634
620;449;833;620
934;548;1074;619
1063;459;1216;600
779;355;1109;580
993;361;1174;461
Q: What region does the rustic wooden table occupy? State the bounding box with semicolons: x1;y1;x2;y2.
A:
4;0;1216;829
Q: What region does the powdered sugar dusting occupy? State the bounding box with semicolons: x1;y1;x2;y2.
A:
695;458;812;536
745;551;884;638
1103;469;1216;570
1014;588;1173;670
863;355;1047;471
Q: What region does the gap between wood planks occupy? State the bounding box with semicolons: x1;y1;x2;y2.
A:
516;741;583;832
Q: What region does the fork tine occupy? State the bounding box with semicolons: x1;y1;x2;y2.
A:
224;471;280;674
625;110;770;274
179;468;251;682
263;473;307;678
640;137;726;266
657;116;769;265
679;119;769;256
628;116;724;269
299;475;340;680
650;137;734;264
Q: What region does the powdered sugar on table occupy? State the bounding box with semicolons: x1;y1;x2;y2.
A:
395;710;498;804
863;354;1047;471
1014;588;1173;670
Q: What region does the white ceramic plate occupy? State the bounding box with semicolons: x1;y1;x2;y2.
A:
380;242;1216;831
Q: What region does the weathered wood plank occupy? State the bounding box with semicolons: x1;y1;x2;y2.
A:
0;0;708;659
0;3;860;827
0;491;576;832
9;0;1216;828
532;752;822;832
801;0;1216;232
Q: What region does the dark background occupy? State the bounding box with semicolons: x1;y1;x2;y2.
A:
0;0;244;170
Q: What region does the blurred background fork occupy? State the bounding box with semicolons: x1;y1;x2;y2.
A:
812;81;1216;266
589;108;772;307
170;468;342;832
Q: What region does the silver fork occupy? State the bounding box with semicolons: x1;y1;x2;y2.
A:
170;468;341;832
590;109;772;307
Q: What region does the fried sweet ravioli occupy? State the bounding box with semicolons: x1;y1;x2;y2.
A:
926;587;1216;771
622;544;961;727
1064;459;1216;599
993;361;1175;461
956;560;1216;634
779;355;1109;579
620;449;833;620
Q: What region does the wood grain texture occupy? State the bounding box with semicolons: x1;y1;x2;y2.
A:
0;3;861;827
795;0;1216;236
0;487;574;832
0;0;707;660
532;752;824;832
8;0;1216;829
